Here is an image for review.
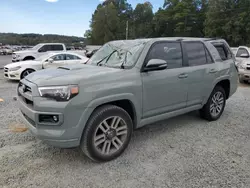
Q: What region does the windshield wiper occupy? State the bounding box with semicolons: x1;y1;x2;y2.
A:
96;50;118;66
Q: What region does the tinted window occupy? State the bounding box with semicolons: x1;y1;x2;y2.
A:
146;42;183;69
236;48;249;57
51;54;65;61
39;45;51;52
215;46;227;60
52;45;64;51
184;42;207;66
66;54;81;60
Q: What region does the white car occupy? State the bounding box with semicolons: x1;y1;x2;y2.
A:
12;43;66;62
4;52;89;80
238;59;250;83
234;46;250;66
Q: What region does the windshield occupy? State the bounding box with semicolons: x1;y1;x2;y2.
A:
32;44;43;51
87;40;149;68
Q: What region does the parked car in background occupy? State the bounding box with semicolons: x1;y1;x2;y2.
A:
234;46;250;66
12;43;66;62
238;59;250;83
4;52;88;80
18;38;238;162
2;47;14;55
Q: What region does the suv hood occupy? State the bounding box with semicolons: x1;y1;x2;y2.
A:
25;64;124;86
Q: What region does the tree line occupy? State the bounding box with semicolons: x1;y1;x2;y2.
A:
0;33;85;47
85;0;250;47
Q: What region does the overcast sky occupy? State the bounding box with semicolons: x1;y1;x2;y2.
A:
0;0;164;37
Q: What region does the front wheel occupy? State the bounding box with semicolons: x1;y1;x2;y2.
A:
200;86;226;121
80;105;133;162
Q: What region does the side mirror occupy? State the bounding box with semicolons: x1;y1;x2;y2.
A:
38;48;46;53
240;53;249;58
143;59;168;72
48;58;53;63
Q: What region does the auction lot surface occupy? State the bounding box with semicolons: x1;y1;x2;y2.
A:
0;55;11;69
1;57;250;188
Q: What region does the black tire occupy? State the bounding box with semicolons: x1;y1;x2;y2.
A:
200;85;226;121
80;105;133;162
23;56;35;61
21;69;35;79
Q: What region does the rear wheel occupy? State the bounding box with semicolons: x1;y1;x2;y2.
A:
200;86;226;121
80;105;133;162
21;69;35;79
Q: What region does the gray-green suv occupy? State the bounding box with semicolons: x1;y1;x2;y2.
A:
18;38;238;162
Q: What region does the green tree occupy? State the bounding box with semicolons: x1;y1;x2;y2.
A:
205;0;250;46
133;2;154;38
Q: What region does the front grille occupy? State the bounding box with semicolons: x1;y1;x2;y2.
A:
19;82;32;94
18;82;33;107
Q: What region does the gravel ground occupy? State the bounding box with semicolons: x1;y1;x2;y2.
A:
1;69;250;188
0;55;12;69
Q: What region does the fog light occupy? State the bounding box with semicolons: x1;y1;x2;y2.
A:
53;115;58;122
39;114;59;124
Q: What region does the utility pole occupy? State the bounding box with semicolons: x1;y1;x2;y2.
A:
126;21;129;40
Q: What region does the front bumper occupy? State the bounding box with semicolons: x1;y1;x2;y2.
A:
18;80;87;148
238;68;250;80
4;68;21;80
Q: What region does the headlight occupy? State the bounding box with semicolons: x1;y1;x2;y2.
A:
9;66;21;71
38;85;79;101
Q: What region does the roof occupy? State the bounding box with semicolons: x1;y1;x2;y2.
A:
109;37;223;45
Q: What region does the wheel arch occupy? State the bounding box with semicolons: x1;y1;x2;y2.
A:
20;68;36;79
214;79;230;99
23;56;35;61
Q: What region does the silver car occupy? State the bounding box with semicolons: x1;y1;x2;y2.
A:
18;38;238;162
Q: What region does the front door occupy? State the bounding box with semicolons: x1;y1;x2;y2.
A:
43;54;66;69
141;41;189;118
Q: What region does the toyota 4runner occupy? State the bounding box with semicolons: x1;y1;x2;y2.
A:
18;38;238;162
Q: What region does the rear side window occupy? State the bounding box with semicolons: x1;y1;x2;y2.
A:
236;48;249;57
52;45;64;51
183;42;207;66
66;54;81;60
212;43;233;61
146;42;183;69
215;46;227;60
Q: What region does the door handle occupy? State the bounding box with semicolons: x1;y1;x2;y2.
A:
209;69;218;73
178;73;188;79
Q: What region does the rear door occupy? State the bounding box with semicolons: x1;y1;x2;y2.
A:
65;54;83;65
183;41;217;107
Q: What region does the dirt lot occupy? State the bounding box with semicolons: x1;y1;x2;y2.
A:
0;55;11;69
0;67;250;188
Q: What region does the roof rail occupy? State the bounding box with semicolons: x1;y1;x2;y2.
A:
204;38;222;41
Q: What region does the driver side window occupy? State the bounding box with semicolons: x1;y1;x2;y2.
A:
146;42;183;69
51;54;65;61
